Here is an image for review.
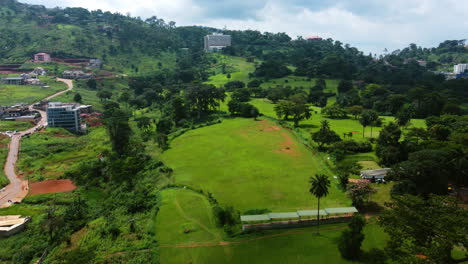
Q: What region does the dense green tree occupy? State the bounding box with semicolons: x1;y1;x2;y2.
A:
396;104;414;127
347;105;363;119
380;195;468;264
103;106;132;156
311;120;341;150
375;122;406;166
321;105;348;118
254;60;292;78
346;181;376;208
309;174;330;234
391;149;450;196
86;79;97;90
231;88;250;102
359;111;372;138
97;90;113;101
337;80;353;94
73;93;82;103
338;214;366;260
247;79;262;88
185;84;225;119
224;80;245;91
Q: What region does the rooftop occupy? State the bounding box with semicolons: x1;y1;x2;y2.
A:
241;207;359;222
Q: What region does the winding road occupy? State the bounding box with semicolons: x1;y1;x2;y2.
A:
0;78;73;208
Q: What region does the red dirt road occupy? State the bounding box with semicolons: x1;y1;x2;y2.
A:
29;179;77;196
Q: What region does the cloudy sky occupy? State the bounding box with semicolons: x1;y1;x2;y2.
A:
22;0;468;54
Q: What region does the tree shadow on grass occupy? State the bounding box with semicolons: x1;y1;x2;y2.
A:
299;124;319;129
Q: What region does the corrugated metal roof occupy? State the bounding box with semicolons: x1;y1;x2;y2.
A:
240;214;271;222
297;210;328;217
325;207;358;214
268;212;299;219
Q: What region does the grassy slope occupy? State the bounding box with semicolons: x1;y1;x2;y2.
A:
54;78;129;111
205;55;256;87
0;135;9;188
0;121;33;132
17;127;109;182
249;98;426;140
0;77;67;105
162;118;349;212
157;188;388;264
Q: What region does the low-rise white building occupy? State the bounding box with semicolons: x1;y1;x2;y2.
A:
454;64;468;74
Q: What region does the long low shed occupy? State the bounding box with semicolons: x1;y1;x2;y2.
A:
241;207;358;223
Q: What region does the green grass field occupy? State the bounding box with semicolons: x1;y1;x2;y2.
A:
0;120;33;132
162;118;349;212
249;98;426;140
157;188;388;264
0;77;67;105
206;55;256;87
0;135;10;188
17;127;109;182
54;78;129;111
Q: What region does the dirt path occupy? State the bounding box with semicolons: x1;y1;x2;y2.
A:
0;78;73;208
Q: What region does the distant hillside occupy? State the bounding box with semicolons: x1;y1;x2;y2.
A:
0;0;213;73
387;40;468;71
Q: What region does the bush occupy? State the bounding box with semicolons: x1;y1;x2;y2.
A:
338;214;366;260
224;81;245;91
228;99;259;118
243;208;271;215
332;140;372;153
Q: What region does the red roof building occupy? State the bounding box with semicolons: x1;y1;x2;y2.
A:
307;36;322;40
34;53;52;62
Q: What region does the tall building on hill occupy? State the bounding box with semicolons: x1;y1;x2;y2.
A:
204;34;231;52
454;64;468;74
46;102;82;131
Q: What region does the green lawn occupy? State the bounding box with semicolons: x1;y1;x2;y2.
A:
249;98;426;141
157;188;388;264
162;118;350;212
17;127;109;181
0;77;67;105
206;55;256;87
0;120;33;132
54;78;129;111
0;135;10;188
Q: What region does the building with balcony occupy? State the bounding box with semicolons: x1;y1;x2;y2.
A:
46;102;82;131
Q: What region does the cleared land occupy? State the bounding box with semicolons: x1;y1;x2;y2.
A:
157;188;388;264
162;118;349;212
0;77;67;105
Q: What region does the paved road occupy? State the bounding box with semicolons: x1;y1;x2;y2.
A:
0;78;73;208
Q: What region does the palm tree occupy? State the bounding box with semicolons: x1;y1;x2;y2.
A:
309;174;331;234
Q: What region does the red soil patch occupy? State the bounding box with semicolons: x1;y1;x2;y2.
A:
349;179;369;183
352;131;360;134
28;179;77;196
263;126;280;131
273;131;299;156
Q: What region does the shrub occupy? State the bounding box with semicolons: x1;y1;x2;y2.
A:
338;214;365;260
332;140;372;153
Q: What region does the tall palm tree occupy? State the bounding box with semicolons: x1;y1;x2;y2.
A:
309;174;331;234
